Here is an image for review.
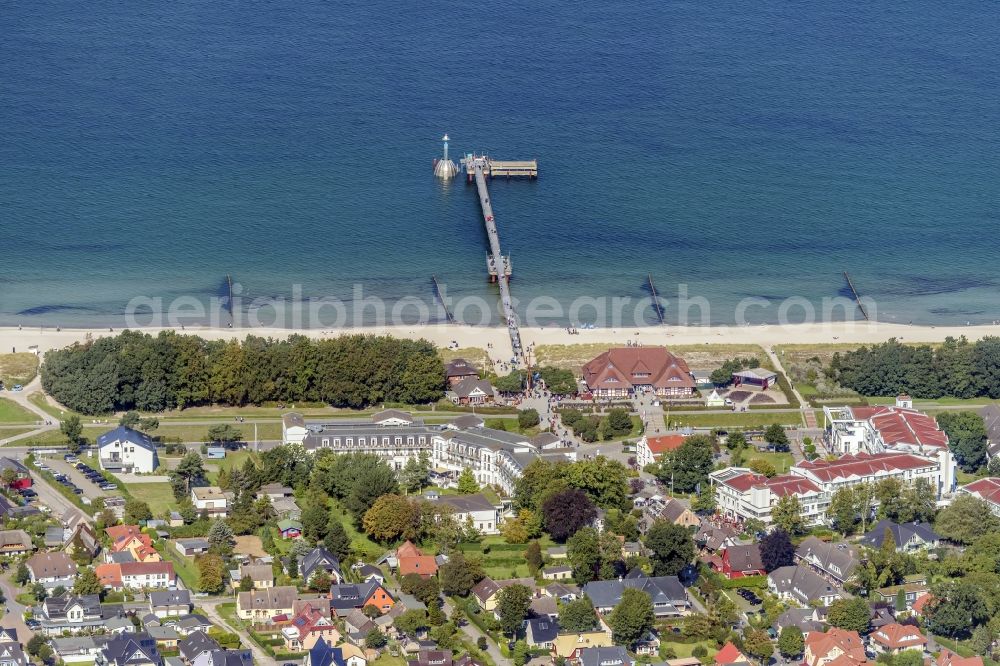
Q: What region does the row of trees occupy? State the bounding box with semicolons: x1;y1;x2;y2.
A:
41;330;446;414
830;336;1000;399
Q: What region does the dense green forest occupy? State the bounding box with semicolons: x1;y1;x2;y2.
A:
830;337;1000;399
41;330;445;414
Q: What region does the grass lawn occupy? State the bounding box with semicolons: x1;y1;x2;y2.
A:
0;398;38;424
439;347;491;370
162;542;200;590
328;498;383;560
660;640;718;659
666;411;803;429
535;343;768;374
369;656;406;666
126;483;179;511
745;450;795;474
28;392;81;420
866;395;995;407
458;534;555;579
205;449;256;483
0;353;39;387
151;423;283;444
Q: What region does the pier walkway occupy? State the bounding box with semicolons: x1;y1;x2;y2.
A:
470;158;523;362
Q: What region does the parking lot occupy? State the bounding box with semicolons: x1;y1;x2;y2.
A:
39;455;118;502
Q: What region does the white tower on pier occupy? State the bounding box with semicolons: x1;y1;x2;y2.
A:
434;133;459;179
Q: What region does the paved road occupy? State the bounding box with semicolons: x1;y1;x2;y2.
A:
199;598;276;666
0;569;34;642
442;597;509;666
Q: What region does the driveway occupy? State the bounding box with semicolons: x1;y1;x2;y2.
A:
0;569;34;642
198;598;275;666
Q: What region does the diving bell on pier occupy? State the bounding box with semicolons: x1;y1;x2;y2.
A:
433;134;459;179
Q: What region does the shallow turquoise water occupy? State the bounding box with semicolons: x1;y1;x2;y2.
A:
2;0;999;326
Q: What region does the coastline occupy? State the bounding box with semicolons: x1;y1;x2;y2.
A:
3;321;999;357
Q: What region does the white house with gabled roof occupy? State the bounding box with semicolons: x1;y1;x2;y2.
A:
97;427;159;474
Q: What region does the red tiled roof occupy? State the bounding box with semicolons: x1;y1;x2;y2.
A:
715;642;746;666
399;556;438;577
716;471;820;496
870;623;926;650
961;477;1000;507
910;593;933;615
805;628;867;666
646;435;687;455
937;648;983;666
795;452;935;483
583;347;695;392
851;406;948;450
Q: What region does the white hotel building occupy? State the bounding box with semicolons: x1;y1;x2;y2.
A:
283;410;567;496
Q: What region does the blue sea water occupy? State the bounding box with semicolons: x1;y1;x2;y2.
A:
2;0;999;327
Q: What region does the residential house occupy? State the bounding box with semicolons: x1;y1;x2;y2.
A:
279;519;303;539
581;347;696;398
282;602;340;652
149;590;192;618
272;497;301;520
719;544;765;579
546;546;568;561
578;647;634;666
173;615;214;637
937;649;984;666
0;530;32;556
714;642;750;666
860;520;940;552
299;547;345;586
305;638;367;666
232;563;274;590
445;359;480;387
471;577;536;613
192;650;253;666
397;541;438;578
97;427;160;474
823;400;950;457
544;583;580;603
636;435;687;470
694;523;738;553
51;637;103;664
97;632;161;666
525;618;559;649
96;561;176;591
450;378;497;406
330;580;394;616
356;564;385;585
582;570;689;617
261;483;294;500
38;594;118;635
191;487;228;518
873;577;929;612
551;632;614;663
0;458;31;490
147;625;180;650
654;498;701;529
0;639;28;666
236;586;298;623
542;566;573;581
282;413;309;446
530;595;559;621
179;632;220;664
174;538;210;557
343;610;376;643
431;493;500;535
803;628;868;666
26;551;77;588
869;624;927;656
773;608;825;635
768;565;844;607
105;525;159;563
64;522;100;558
796;537;860;586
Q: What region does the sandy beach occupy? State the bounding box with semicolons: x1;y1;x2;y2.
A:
3;320;999;359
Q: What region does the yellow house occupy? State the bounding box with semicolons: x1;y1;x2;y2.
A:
237;586;297;623
471;577;535;612
551;631;613;661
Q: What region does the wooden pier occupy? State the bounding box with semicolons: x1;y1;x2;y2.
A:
462;157;537;182
843;271;870;321
469;157;524;360
647;274;665;324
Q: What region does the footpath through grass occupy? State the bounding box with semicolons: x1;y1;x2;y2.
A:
0;398;39;424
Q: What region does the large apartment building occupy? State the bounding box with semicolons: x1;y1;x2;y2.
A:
285;410;565;496
823;396;949;457
711;450;955;527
